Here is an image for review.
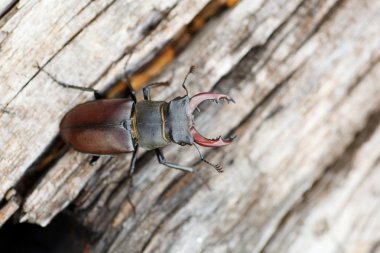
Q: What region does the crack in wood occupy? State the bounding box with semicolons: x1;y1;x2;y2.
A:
138;175;206;253
345;54;380;98
291;0;347;56
13;136;67;199
59;1;99;32
370;240;380;253
140;4;177;36
161;215;193;250
199;185;264;253
107;0;240;96
37;0;120;85
217;0;305;85
86;160;212;252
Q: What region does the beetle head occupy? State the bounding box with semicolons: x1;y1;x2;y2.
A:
166;93;235;147
166;65;235;172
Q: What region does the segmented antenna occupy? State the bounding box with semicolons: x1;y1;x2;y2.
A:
181;65;196;96
123;47;134;78
193;144;224;173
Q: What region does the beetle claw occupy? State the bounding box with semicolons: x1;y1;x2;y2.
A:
216;164;224;173
203;158;224;173
189;92;235;147
189;92;235;113
190;127;233;147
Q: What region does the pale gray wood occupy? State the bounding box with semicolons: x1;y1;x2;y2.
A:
263;109;380;253
1;0;380;253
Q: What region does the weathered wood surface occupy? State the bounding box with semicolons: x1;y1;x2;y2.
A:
1;0;380;252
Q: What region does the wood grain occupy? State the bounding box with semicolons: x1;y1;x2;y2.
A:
1;0;380;252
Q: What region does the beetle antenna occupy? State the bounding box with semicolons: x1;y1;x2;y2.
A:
181;66;196;96
193;144;223;173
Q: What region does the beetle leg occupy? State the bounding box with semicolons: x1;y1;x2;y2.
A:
192;145;223;173
89;155;100;165
141;65;194;100
36;64;104;100
123;74;137;103
128;144;139;186
155;149;194;173
143;82;170;100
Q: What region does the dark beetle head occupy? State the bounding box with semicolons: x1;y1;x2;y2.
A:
166;92;235;147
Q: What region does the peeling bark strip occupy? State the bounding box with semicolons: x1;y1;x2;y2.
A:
0;0;18;21
0;188;19;227
1;0;380;252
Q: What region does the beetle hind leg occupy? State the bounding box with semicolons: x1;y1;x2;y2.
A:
89;155;100;165
36;64;104;100
122;74;137;103
127;144;139;188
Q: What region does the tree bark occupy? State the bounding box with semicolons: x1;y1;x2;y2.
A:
1;0;380;252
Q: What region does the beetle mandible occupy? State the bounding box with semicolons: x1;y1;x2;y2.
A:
42;66;235;175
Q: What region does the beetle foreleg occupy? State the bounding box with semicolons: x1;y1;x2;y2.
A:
143;82;170;100
181;65;196;96
193;144;223;173
155;149;194;173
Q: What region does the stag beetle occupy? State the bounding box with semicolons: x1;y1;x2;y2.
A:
42;66;235;175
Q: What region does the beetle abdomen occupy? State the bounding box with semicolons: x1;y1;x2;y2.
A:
60;99;135;155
